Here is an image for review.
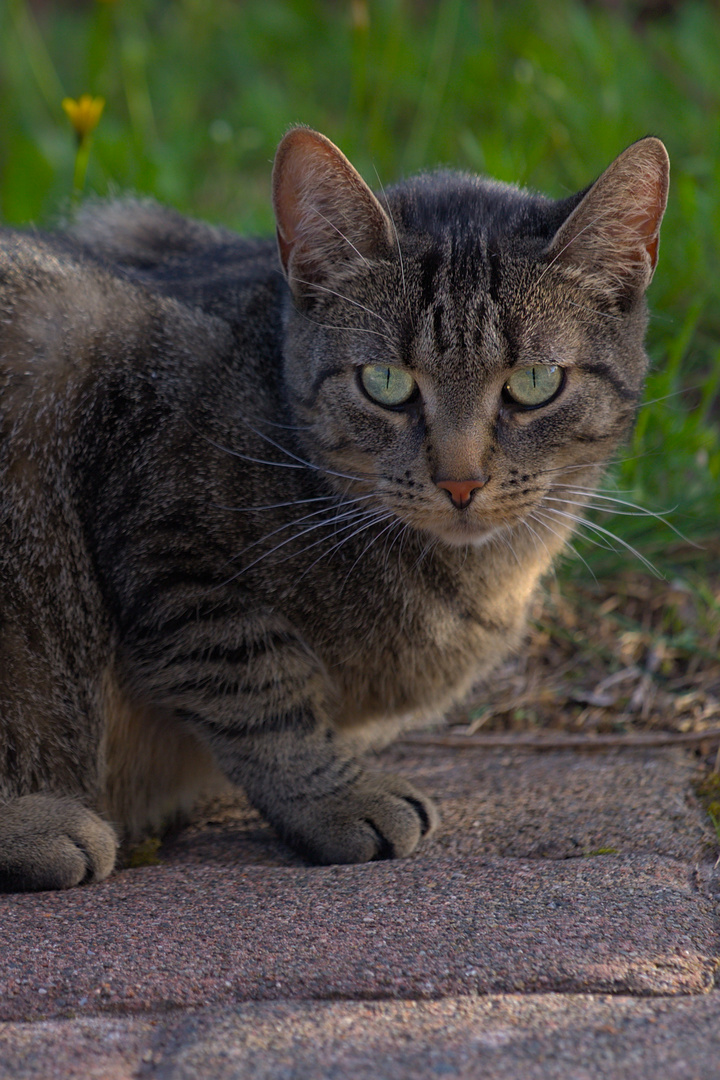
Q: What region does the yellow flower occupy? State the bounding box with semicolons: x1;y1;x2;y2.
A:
62;95;105;140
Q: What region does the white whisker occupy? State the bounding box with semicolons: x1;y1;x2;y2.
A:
232;416;375;486
549;487;690;542
545;493;675;521
293;511;398;583
564;298;620;321
412;536;440;572
230;497;378;565
528;511;597;580
295;307;396;346
384;518;411;569
249;417;312;431
535;213;610;286
339;516;403;591
373;165;409;309
307;206;370;267
218;507;384;587
190;421;374;487
488;527;522;568
215;495;339;513
292;278;392;331
520;518;554;562
534;509;625;566
535;506;663;577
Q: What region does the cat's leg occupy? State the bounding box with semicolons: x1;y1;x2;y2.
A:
131;617;438;864
167;654;436;863
0;623;118;893
233;727;439;864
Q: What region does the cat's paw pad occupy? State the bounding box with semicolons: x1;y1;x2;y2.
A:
281;772;439;865
0;794;118;892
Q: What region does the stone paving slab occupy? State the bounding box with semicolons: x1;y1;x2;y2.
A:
3;993;720;1079
397;744;712;863
0;744;717;1075
1;851;718;1020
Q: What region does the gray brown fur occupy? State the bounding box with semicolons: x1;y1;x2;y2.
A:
0;129;668;890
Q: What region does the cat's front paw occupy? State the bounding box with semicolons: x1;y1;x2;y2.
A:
274;771;439;865
0;794;118;892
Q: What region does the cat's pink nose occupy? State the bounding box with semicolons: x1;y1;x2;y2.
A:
436;477;488;509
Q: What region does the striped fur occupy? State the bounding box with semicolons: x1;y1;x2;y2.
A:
0;130;667;889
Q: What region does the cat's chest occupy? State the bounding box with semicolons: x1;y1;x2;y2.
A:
300;548;539;726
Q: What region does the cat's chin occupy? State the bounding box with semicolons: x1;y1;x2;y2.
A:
426;522;500;549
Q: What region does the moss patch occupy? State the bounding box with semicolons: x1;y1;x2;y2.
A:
694;770;720;851
122;836;163;869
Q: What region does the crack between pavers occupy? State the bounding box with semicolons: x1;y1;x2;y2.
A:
8;982;719;1028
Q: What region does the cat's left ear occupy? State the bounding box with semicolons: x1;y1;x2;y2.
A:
272;127;394;299
545;137;669;300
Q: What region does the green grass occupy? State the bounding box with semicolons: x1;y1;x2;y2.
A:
1;0;718;574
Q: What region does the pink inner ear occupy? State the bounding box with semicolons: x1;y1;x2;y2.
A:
273;131;326;268
633;213;660;267
547;138;669;291
645;232;660;269
624;163;667;271
621;208;659;268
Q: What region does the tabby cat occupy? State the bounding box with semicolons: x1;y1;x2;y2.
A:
0;127;668;890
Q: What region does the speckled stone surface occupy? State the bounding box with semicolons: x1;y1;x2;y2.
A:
1;745;718;1077
3;995;720;1079
1;852;719;1021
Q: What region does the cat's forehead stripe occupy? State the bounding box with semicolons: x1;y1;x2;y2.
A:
418;248;445;309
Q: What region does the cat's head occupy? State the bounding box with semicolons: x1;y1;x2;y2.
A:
273;127;668;550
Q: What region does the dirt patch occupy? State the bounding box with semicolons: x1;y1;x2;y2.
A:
445;556;719;741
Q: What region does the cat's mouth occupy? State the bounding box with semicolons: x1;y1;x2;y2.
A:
432;518;501;547
399;505;503;548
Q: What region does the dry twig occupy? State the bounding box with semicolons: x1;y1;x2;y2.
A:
401;728;720;751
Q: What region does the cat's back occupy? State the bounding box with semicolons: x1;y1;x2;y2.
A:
67;198;283;325
0;201;288;445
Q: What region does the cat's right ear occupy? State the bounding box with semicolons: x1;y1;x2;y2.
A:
272;127;394;300
544;137;669;303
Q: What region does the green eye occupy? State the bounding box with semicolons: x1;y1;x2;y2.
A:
504;365;563;407
360;364;417;407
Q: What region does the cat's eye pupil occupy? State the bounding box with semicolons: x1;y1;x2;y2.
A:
361;363;417;407
504;364;563;408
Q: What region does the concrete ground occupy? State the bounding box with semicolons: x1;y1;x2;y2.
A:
1;742;719;1078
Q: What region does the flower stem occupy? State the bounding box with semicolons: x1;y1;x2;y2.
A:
72;137;92;196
